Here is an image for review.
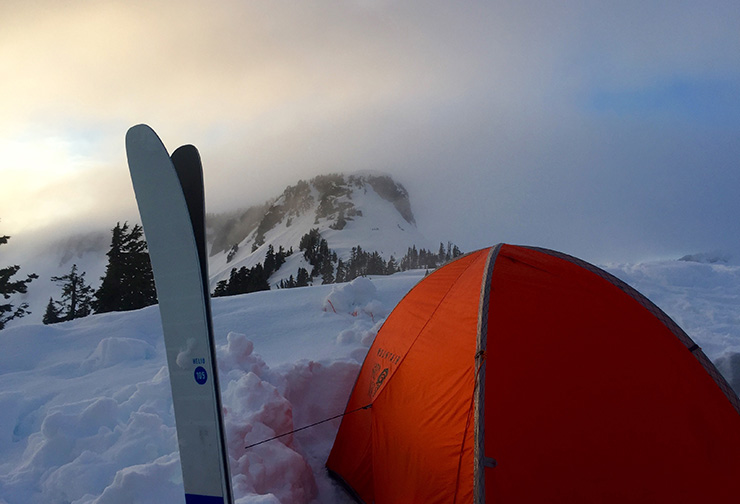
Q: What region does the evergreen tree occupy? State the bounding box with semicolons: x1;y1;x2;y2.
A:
42;297;63;325
264;244;277;275
249;263;270;292
296;267;310;287
320;260;335;284
418;247;438;269
299;228;335;281
299;228;323;267
50;264;93;321
94;222;157;313
386;255;399;275
0;234;38;330
226;243;239;263
212;279;229;297
335;259;347;283
278;275;297;289
446;241;462;261
275;246;289;270
399;242;462;272
348;245;366;279
212;262;271;297
230;267;247;294
400;245;419;270
367;251;387;275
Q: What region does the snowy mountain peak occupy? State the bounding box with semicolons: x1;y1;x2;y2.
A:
209;173;416;254
208;173;429;284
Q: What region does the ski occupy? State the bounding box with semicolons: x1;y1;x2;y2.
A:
125;124;233;504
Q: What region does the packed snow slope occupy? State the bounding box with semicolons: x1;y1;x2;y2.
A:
1;256;740;504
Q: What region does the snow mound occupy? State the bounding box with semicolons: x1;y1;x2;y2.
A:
224;370;317;504
323;277;388;346
217;332;351;503
0;370;179;504
84;453;183;504
82;337;156;371
0;391;34;452
325;277;382;314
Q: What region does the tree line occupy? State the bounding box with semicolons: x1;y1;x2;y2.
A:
42;222;158;324
1;224;462;328
0;223;157;329
213;228;463;296
296;228;462;285
212;244;292;297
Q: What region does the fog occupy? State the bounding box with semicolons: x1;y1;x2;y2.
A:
2;0;739;263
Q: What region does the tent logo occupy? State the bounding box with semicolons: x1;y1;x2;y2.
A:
369;364;389;398
376;347;401;365
368;347;400;397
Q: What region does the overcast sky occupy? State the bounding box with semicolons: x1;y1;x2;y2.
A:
1;0;739;263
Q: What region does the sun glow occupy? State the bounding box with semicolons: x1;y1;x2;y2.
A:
0;137;97;234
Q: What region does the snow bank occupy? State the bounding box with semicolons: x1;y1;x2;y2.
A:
2;262;738;503
216;327;369;502
324;277;388;346
82;337;156;372
0;274;410;504
1;368;180;504
93;453;183;504
218;332;317;503
323;277;380;316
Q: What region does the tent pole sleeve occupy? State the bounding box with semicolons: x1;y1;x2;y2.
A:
474;244;502;504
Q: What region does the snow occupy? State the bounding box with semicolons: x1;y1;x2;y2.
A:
208;177;430;288
1;260;739;503
0;272;421;504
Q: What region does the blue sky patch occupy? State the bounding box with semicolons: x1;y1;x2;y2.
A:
587;77;739;125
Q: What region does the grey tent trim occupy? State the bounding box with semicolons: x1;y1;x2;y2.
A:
473;244;501;504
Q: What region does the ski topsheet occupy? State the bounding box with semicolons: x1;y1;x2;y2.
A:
125;124;233;504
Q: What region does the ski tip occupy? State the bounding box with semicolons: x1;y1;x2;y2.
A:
172;144;201;161
125;124;168;157
126;123;156;139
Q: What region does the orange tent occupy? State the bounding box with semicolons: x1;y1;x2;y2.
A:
327;244;740;503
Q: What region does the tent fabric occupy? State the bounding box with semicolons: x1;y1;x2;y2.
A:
483;245;740;503
327;244;740;503
327;248;492;502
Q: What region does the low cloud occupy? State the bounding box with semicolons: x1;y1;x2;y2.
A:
1;0;739;262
